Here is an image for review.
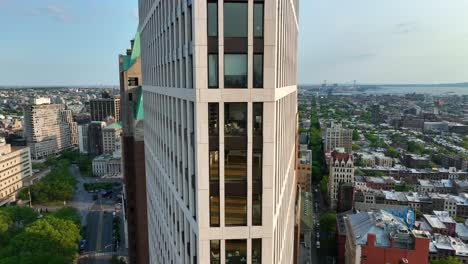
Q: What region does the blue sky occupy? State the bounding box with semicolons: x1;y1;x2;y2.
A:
0;0;467;86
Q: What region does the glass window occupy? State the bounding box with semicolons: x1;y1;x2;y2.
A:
225;54;247;88
210;240;220;264
253;54;263;88
253;3;264;37
252;239;262;264
209;103;220;227
252;103;263;225
226;240;247;264
208;54;219;88
225;103;248;226
208;3;218;37
224;3;248;38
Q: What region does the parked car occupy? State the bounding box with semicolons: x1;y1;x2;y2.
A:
79;240;87;253
316;241;320;249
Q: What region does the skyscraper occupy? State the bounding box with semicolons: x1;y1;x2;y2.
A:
119;34;149;264
139;0;299;263
90;95;121;122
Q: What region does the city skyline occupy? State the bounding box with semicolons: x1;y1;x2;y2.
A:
1;0;468;86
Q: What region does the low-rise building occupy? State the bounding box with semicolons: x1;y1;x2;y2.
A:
92;154;121;178
344;210;430;264
429;234;468;263
297;144;312;192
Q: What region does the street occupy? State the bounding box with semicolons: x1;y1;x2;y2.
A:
68;165;124;264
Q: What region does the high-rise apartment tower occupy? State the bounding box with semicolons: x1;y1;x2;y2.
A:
139;0;299;263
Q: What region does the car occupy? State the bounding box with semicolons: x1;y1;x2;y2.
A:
316;241;320;249
316;232;320;239
79;240;87;253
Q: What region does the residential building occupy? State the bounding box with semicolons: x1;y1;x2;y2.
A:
23;99;75;159
337;182;354;213
90;94;121;122
0;138;32;206
87;121;106;156
139;0;299;263
371;104;380;125
102;122;122;155
344;210;430;264
429;234;468;263
420;211;456;237
78;124;89;154
328;151;354;210
404;154;430;169
297;144;312;192
325;123;353;153
119;34;149;264
441;155;468;171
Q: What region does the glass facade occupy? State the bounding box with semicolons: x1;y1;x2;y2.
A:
209;103;220;227
210;240;220;264
226;240;247;264
208;54;219;88
252;103;263;225
207;2;218;37
224;54;248;88
252;239;262;264
253;54;263;88
253;3;264;37
224;103;248;226
224;3;248;38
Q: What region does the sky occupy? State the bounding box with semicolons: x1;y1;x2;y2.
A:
0;0;467;86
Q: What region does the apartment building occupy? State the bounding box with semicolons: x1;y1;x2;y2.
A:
90;95;121;122
102;122;122;155
324;123;352;153
139;0;299;263
328;151;354;210
0;138;32;206
23;99;75;159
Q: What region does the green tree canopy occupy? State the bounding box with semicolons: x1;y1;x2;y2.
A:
430;257;463;264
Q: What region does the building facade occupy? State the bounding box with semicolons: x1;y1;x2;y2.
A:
102;122;122;155
92;154;122;177
78;124;89;154
325;123;352;153
87;121;106;156
119;34;149;264
0;139;32;206
139;0;299;263
23;100;75;160
90;96;121;122
328;151;354;210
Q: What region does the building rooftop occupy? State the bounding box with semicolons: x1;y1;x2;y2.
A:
347;210;414;248
431;234;468;257
104;122;122;130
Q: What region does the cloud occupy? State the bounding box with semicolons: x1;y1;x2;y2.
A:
28;4;72;22
394;22;419;34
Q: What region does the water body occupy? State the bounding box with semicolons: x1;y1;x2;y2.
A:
364;86;468;95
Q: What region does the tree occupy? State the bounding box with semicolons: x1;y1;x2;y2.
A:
352;144;361;151
320;176;329;195
386;146;400;158
0;216;81;264
430;257;463;264
352;130;360;141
